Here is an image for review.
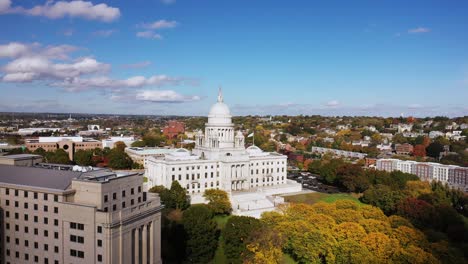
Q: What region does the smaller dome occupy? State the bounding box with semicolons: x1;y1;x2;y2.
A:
246;145;263;154
169;148;191;157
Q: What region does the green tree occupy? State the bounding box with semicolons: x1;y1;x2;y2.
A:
32;147;46;157
113;141;127;152
223;216;262;263
361;185;404;215
169;181;190;210
131;140;146;147
107;149;133;169
426;142;444;159
74;149;95;166
46;149;71;164
182;205;219;263
203;189;232;215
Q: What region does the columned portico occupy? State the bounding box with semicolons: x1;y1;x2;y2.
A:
132;221;160;264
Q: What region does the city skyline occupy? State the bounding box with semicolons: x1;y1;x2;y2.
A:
1;0;468;117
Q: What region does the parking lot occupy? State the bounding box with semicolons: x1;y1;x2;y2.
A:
287;172;341;194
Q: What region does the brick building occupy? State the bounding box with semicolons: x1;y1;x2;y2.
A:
162;121;185;139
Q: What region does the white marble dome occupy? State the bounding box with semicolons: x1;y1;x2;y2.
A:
208;89;232;124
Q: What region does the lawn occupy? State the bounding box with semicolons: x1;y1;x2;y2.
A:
283;192;362;205
212;215;232;264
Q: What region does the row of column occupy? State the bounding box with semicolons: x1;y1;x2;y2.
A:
232;180;245;191
231;165;245;179
133;220;157;264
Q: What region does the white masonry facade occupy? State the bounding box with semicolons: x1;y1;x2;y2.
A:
145;89;288;194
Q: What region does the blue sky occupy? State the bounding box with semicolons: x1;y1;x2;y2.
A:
0;0;467;117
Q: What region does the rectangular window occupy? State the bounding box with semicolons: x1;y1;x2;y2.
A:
44;205;48;212
113;193;116;200
54;207;58;214
54;195;58;202
24;191;28;198
104;195;108;202
34;192;38;199
44;193;48;200
97;226;102;233
97;239;102;247
122;190;126;197
131;188;134;195
15;189;18;196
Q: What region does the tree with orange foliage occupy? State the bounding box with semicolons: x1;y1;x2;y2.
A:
413;144;427;157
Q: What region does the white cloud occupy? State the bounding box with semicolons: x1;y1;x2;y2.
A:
0;42;78;59
136;90;200;103
2;0;120;22
0;41;199;104
326;100;340;107
141;19;178;30
55;75;190;91
92;29;117;37
408;27;431;34
2;56;109;82
121;61;151;69
0;0;11;12
136;31;162;40
0;42;30;58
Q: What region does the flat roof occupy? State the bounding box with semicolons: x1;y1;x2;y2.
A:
0;154;42;160
126;147;177;155
0;164;83;190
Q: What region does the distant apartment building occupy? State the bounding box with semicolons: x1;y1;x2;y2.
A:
0;161;162;264
162;121;185;139
395;143;414;155
376;158;467;190
311;147;367;159
26;137;102;161
448;167;468;190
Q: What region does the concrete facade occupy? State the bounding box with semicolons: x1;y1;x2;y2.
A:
0;164;162;264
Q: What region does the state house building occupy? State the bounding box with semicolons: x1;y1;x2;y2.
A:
146;89;288;194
